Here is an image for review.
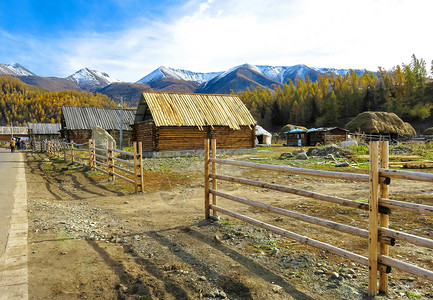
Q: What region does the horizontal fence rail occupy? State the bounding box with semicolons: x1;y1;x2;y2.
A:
46;139;144;192
204;139;433;297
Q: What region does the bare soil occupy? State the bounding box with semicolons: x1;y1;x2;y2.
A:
25;148;433;299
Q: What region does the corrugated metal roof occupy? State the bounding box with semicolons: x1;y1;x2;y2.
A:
28;123;61;135
136;92;257;130
62;106;136;130
0;126;28;135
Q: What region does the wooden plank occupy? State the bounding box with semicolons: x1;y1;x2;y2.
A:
379;198;433;215
380;168;433;182
378;254;433;282
209;204;388;273
204;139;210;219
211;139;217;216
210;173;370;211
211;158;372;183
368;141;379;296
379;141;389;293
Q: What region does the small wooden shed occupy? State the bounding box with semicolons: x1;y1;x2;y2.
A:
28;123;61;141
287;127;348;146
134;92;257;154
61;106;136;145
308;127;348;145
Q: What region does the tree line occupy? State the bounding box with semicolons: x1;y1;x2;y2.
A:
0;76;116;125
237;55;433;130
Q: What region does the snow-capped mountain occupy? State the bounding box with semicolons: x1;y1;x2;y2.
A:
139;64;366;88
67;68;119;91
0;63;35;76
137;66;222;84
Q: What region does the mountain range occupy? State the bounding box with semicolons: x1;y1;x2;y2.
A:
0;62;369;106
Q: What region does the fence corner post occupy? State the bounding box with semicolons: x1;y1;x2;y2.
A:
204;139;210;219
211;139;218;216
379;141;390;294
368;141;380;296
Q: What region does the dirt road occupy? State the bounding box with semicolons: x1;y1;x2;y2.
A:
24;150;433;299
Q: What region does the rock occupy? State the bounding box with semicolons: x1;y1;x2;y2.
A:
307;145;343;157
295;152;308;160
326;154;336;161
198;276;207;281
315;269;325;275
335;161;350;167
271;248;280;255
331;272;340;279
271;284;283;293
214;235;222;243
116;283;128;292
292;149;306;155
279;152;294;160
92;126;116;150
210;215;220;221
60;251;67;255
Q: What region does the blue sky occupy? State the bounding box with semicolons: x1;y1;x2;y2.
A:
1;0;432;82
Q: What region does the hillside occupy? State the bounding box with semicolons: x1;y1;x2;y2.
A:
0;76;116;125
97;82;153;107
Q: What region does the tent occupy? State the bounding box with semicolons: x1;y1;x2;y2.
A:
255;125;272;146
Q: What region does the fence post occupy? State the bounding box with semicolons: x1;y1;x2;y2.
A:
368;141;380;296
204;139;210;219
379;141;390;293
107;141;114;181
138;142;144;192
71;142;74;164
88;139;93;169
63;141;66;160
211;139;218;216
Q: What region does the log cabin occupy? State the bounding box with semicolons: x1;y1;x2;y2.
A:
61;106;136;145
134;92;257;156
287;127;348;146
28;123;61;142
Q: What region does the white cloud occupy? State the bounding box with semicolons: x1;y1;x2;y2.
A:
3;0;433;81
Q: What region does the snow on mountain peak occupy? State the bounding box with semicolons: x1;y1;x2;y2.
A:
137;66;222;84
67;68;119;86
0;63;35;76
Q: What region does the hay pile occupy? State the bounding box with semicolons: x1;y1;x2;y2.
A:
280;124;307;132
345;111;416;137
423;127;433;135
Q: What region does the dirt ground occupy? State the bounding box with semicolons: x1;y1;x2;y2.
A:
24;148;433;299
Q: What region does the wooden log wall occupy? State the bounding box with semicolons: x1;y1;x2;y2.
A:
157;126;209;151
210;126;255;149
68;130;92;144
134;122;255;152
134;121;155;151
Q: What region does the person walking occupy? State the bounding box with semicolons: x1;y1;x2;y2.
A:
10;138;15;153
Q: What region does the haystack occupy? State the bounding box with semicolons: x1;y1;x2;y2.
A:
345;111;416;137
423;127;433;135
280;124;307;133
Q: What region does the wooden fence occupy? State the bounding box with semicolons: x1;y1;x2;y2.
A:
204;139;433;296
47;140;144;192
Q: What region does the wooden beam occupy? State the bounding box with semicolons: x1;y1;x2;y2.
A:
204;139;210;219
379;141;389;294
368;141;379;296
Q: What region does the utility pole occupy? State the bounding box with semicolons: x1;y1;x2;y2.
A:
10;122;13;139
118;97;123;150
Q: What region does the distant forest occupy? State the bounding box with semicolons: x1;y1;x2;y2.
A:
237;55;433;130
0;77;116;125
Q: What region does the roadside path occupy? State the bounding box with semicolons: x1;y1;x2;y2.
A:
0;149;28;299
